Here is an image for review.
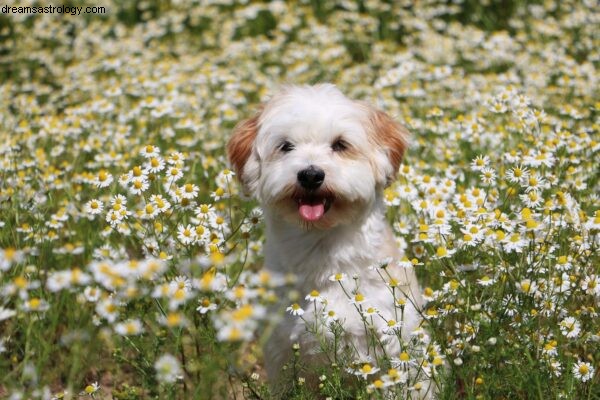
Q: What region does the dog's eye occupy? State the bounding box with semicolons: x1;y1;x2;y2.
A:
331;139;348;152
280;141;294;153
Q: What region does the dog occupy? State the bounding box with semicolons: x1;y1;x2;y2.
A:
227;84;430;397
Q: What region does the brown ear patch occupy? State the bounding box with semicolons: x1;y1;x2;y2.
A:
227;114;260;180
369;109;409;179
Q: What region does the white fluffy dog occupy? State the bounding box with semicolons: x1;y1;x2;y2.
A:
228;84;428;396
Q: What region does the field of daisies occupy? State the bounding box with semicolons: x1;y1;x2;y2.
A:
0;0;599;399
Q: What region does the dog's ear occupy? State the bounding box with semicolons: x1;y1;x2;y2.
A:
367;108;409;185
227;112;261;193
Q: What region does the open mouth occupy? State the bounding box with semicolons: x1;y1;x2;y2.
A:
295;193;333;222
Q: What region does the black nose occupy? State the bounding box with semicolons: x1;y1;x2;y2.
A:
297;165;325;190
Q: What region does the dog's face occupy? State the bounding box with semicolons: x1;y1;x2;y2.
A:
228;84;408;229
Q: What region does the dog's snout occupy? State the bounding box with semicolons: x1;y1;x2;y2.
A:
297;165;325;190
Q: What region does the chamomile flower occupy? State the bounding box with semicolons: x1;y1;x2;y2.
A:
180;183;199;199
480;167;497;185
140;144;160;158
471;155;490;171
381;319;402;335
84;199;104;215
559;316;581;338
477;275;495;286
572;360;595;382
0;248;25;271
167;151;185;165
129;176;150;195
150;194;171;213
581;275;599;296
196;298;217;314
210;187;228;201
145;156;165;173
286;303;305;316
392;351;417;370
154;354;182;383
350;362;380;379
305;290;323;303
0;306;16;321
166;166;183;183
349;293;367;305
502;232;528;253
328;273;347;282
177;224;197;245
362;306;380;318
115;319;144;336
82;382;100;395
22;297;50;312
322;309;339;325
506;165;530;183
93;169;113;188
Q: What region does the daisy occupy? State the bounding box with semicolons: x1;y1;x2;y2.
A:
93;169;113;188
524;150;555;168
362;306;380;318
477;275;495;286
305;289;323;303
167;151;185;165
166;166;183;183
154;354;182;383
105;210;124;226
115;319;144;336
84;199;103;215
517;279;538;295
381;368;409;386
110;194;128;206
520;191;543;208
381;319;402;335
286;303;305;316
502;233;528;253
177;224;197;245
145;156;165;173
572;361;595;382
83;382;100;395
84;286;101;302
328;272;347;282
0;306;16;321
391;352;417;370
140;203;159;219
555;255;572;271
351;362;380;379
322;309;338;325
581;274;599;296
195;203;216;219
150;195;171;213
480;167;496;185
140;144;160;158
129;176;149;195
523;172;548;193
0;247;25;271
470;154;490;171
349;293;367;306
210;187;228;201
180;183;199;199
506;165;530;184
22;298;50;312
196;298;218;314
559;316;581;338
159;312;190;328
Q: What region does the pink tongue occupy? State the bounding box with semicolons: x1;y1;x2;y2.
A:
299;203;325;221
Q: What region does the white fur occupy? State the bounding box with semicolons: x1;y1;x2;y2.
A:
230;84;430;397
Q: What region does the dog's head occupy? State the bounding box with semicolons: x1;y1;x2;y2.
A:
227;84;408;229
